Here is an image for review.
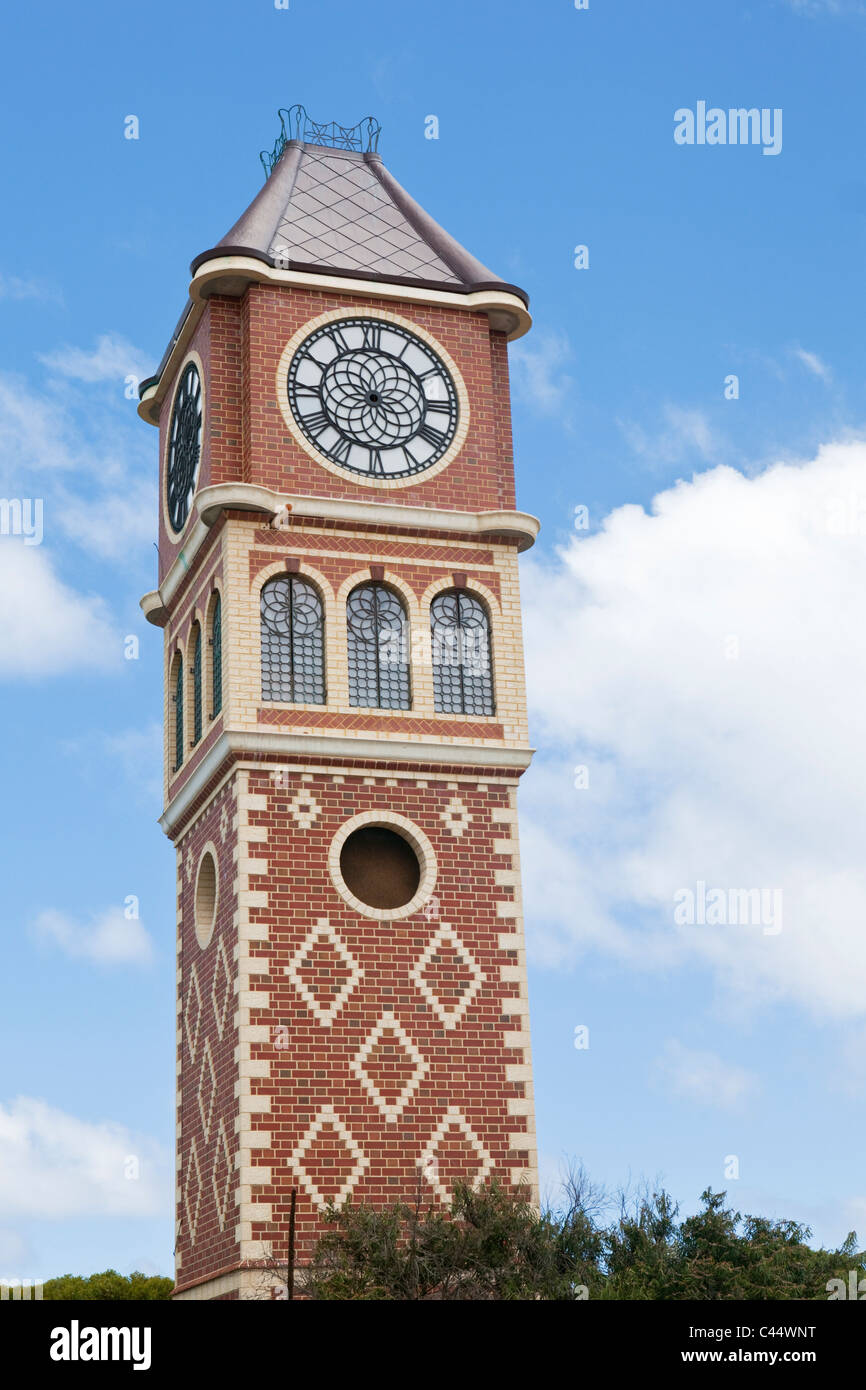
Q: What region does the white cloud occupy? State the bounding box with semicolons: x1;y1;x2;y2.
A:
652;1040;757;1109
32;907;153;966
521;439;866;1020
63;722;164;806
39;333;153;385
0;1098;167;1218
0;546;118;677
0;375;81;473
55;478;156;560
793;347;832;382
0;273;62;305
620;403;717;467
510;332;574;417
784;0;863;14
0;365;157;564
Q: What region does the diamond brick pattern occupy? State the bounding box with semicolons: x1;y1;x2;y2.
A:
285;919;363;1027
210;936;232;1041
183;1138;203;1244
197;1038;217;1143
184;963;203;1063
349;1011;429;1124
288;1106;369;1209
211;1118;232;1234
420;1108;495;1203
410;924;485;1030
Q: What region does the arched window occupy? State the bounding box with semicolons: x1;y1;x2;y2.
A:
261;574;325;704
209;592;222;718
431;590;494;716
347;582;410;710
191;624;202;746
172;656;184;771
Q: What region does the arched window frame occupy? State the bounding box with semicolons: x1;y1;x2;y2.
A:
190;621;203;747
170;652;184;772
346;581;411;711
430;588;495;716
260;572;326;705
208;590;222;719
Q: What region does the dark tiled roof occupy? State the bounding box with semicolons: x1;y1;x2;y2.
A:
190;142;528;305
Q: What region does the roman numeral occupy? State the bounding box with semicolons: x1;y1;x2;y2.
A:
331;436;351;466
425;399;451;414
368;448;384;474
302;410;330;438
362;323;382;350
417;423;445;448
329;325;351;353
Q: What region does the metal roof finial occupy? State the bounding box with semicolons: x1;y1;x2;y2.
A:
260;104;382;178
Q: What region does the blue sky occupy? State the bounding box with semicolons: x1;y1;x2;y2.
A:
1;0;864;1280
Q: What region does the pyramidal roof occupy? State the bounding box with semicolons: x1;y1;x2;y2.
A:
191;138;528;306
140;112;528;409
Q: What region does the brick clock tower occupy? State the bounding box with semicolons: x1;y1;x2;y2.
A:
139;106;539;1300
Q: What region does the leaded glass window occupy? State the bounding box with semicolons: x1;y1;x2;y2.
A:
173;658;183;770
431;590;494;716
210;593;222;717
191;625;202;745
261;574;325;704
347;582;411;710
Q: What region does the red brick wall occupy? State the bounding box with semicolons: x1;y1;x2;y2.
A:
175;780;239;1289
240;766;530;1264
243;285;515;514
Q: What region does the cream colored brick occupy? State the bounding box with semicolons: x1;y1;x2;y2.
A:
236;889;268;908
237;1165;273;1186
237;1092;272;1114
237;1202;273;1223
508;1132;534;1150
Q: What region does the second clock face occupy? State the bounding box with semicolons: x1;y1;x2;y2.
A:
286;317;459;479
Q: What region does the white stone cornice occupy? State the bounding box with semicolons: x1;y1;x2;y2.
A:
140;485;539;626
137;263;531;426
159;730;533;836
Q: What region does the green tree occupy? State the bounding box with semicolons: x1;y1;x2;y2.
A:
301;1174;861;1302
40;1270;173;1301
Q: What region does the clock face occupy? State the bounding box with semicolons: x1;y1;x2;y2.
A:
166;362;202;533
286;317;459;479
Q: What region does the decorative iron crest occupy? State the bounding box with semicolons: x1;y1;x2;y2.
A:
260;104;382;178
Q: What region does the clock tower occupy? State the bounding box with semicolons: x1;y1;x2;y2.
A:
139;107;539;1300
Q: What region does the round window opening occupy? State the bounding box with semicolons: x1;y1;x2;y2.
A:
195;849;218;948
339;826;421;911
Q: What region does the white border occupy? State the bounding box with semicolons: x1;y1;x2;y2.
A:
328;810;437;922
193;841;220;949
